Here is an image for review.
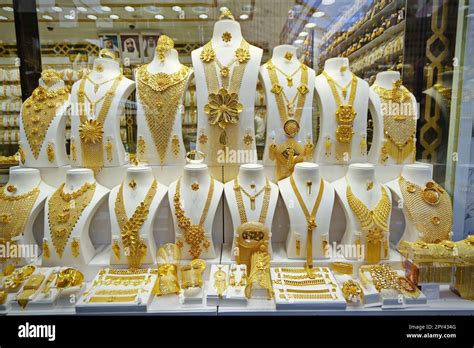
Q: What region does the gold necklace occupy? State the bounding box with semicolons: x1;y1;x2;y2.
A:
234;177;271;271
373;80;416;164
267;59;309;138
137;64;190;164
77;74;122;174
346;181;391;264
322;71;358;161
272;63;302;87
48;182;96;258
290;176;324;275
86;74;120;93
0;186;40;241
21;85;69;160
399;176;452;243
174;177;214;259
201;39;250;151
115;180;157;268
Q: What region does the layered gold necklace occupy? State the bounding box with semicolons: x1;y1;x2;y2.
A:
174;177;214;259
137;64;190;164
48;182;96;258
77;74;122;174
234;177;271;271
21;85;69;160
399;176;452;243
290;176;324;275
200;39;250;154
373;80;416;164
346;181;391;264
115;180;157;268
322;71;358;161
0;185;40;241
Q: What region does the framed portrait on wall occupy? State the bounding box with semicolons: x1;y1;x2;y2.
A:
120;34;141;64
98;34;120;59
142;34;159;63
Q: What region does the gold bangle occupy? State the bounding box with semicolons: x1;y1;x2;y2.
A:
180;259;206;289
88;295;137;303
332;262;353;275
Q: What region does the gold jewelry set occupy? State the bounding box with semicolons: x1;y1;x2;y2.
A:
373;80;416;164
367;264;420;299
267;59;313;180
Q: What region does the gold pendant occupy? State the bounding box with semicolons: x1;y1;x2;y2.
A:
171;134;180;158
46;143;55;163
287;76;293;87
307;180;312;195
71;238;80;258
6;184;17;193
137;136;146;159
191;182;200;191
284;51;293;61
214;266;227;298
112;240;121;260
128;179;137;190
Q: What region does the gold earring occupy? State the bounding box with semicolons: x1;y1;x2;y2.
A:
106;139;113;162
46;143;55;163
191;182;200;191
222;32;232;43
137;136;146;159
43;240;50;259
214;266;227;298
198;129;208;145
156;35;174;62
71;238;80;258
112;240;121;260
243;130;253;147
171;134;180;158
128;179;137;189
284;51;293;61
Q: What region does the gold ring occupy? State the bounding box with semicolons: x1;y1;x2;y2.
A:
185;150;206;163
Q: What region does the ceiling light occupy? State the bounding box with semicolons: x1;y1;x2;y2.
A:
199;13;208;19
312;11;325;17
322;0;335;4
239;14;249;20
155;14;164;20
0;15;7;20
52;6;62;12
172;6;182;12
42;14;53;20
294;39;304;45
77;6;87;12
220;6;229;12
2;6;13;12
64;14;75;20
124;6;135;12
110;14;119;19
305;22;317;29
299;31;308;37
101;6;111;12
87;14;97;20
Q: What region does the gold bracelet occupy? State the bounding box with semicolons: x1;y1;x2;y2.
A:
277;272;328;280
341;279;364;302
273;279;326;286
88;295;137;303
332;262;353;275
180;259;206;289
279;293;335;300
278;267;328;274
94;289;140;296
278;288;335;294
99;268;156;275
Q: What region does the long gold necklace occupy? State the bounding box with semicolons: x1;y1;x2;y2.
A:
234;177;271;271
373;80;416;164
115;180;157;268
48;182;96;258
399;176;452;243
0;185;40;241
77;74;122;174
201;39;250;150
267;59;309;138
346;181;391;264
290;176;324;276
322;71;358;161
272;63;302;87
137;64;190;164
174;177;214;259
21;85;69;160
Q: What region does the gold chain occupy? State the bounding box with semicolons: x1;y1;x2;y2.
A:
137;64;190;164
273;279;326;286
290;176;324;273
399;176;452;243
21;85;69;160
267;59;309;138
115;179;158;268
48;182;96;258
233;177;271;222
322;71;358;161
279;293;334;300
77;74;122;174
272;63;303;87
174;177;214;259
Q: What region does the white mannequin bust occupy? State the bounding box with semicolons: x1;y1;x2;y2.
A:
136;36;192;166
333;163;392;260
168;162;224;260
279;162;335;259
191;11;262;178
109;165;168;265
261;45;316;181
368;71;418;167
43;168;110;269
315;58;378;164
19;70;70;168
69;54;134;170
224;163;279;260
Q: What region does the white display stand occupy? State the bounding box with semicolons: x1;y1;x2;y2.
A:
278;162;335;259
43;168;110;270
191;15;262;179
69;57;134;169
314;58;379;165
168;163;224;260
109;166;168;265
333;163;392;260
19;76;70;168
136;46;192;166
224;163;279;260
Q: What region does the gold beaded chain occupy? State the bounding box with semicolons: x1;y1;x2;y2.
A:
115;179;158;268
137;64;191;164
21;85;69;160
399;176;452;243
48;182;96;258
174;177;214;259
